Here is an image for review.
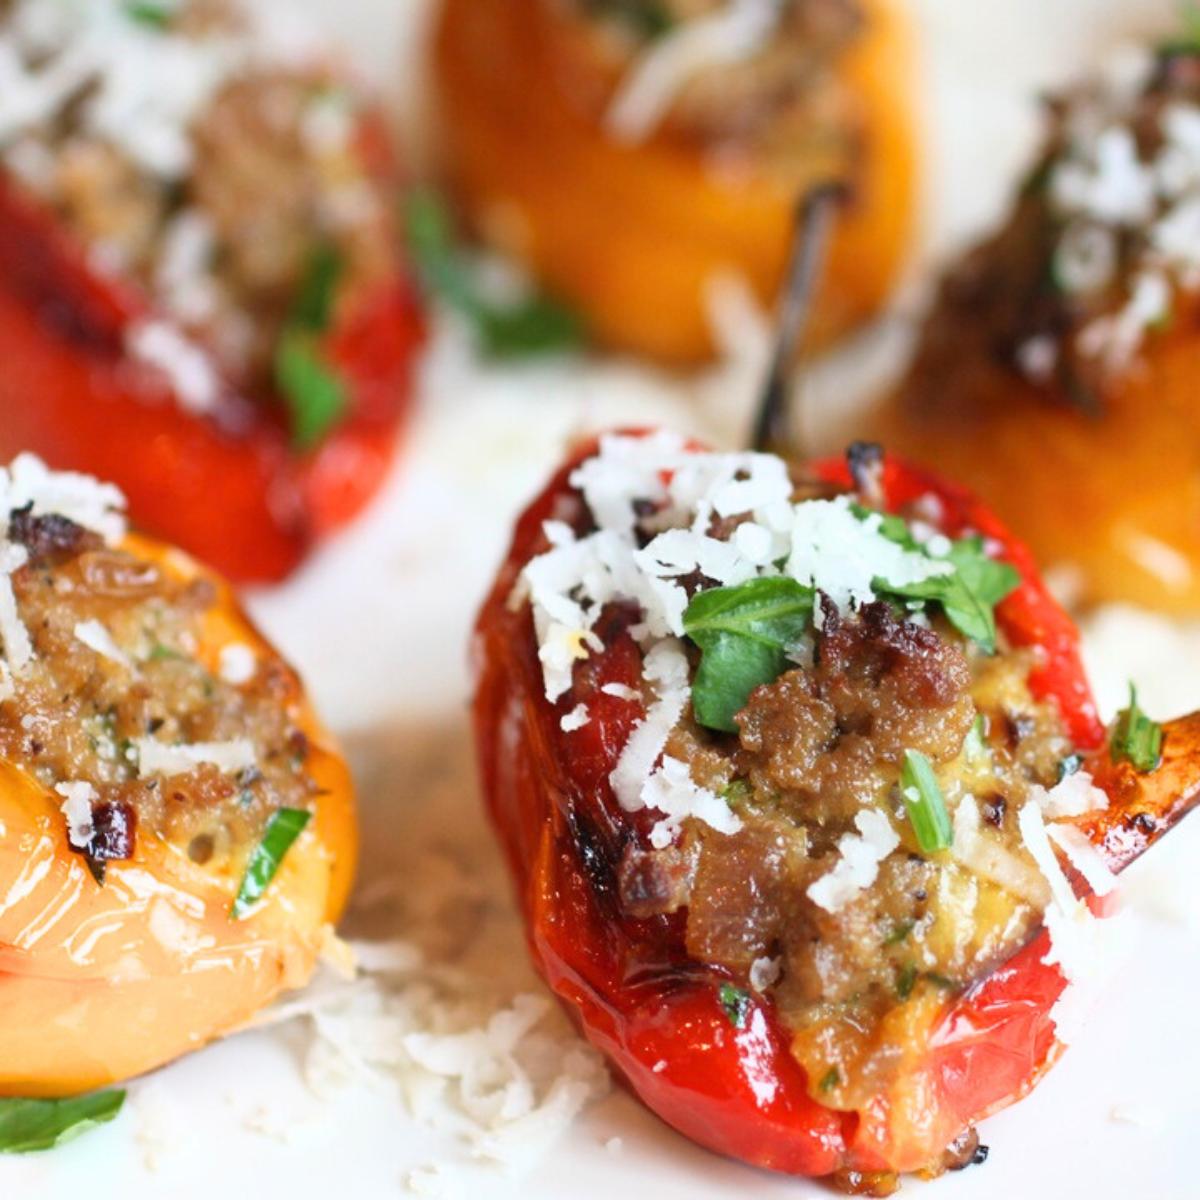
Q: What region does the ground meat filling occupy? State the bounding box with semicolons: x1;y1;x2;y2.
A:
0;0;394;397
0;516;314;877
563;0;866;182
737;599;975;825
918;45;1200;412
618;559;1070;1108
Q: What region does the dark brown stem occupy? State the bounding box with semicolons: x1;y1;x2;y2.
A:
749;183;846;454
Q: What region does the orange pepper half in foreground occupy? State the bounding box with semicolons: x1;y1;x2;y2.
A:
0;534;356;1097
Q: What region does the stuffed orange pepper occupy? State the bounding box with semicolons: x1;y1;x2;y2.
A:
0;0;424;583
880;37;1200;612
0;453;355;1100
434;0;917;364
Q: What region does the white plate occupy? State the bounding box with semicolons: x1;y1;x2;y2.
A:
5;1;1199;1197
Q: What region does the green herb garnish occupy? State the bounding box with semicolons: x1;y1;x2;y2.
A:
925;972;958;991
682;577;814;733
1110;685;1164;773
718;983;751;1030
1160;2;1200;54
884;920;914;947
405;190;582;358
896;963;918;1000
231;808;312;919
124;0;172;28
274;244;347;451
0;1092;125;1154
855;509;1021;652
276;333;347;451
963;714;989;761
879;537;1020;654
585;0;674;37
818;1067;841;1093
720;779;751;809
900;750;953;854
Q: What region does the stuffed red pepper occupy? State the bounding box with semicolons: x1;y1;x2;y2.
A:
473;431;1200;1193
0;0;424;582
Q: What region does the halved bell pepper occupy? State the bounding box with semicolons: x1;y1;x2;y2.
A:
0;114;424;585
0;532;356;1096
472;436;1199;1190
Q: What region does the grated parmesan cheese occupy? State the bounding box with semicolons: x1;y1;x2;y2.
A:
807;809;900;913
1034;769;1109;819
559;703;590;732
1047;822;1119;897
520;434;1007;856
218;642;257;686
606;0;783;144
74;618;131;668
133;737;257;778
127;320;221;414
55;779;96;849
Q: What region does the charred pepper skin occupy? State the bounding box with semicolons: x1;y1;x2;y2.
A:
472;436;1200;1184
0;115;425;585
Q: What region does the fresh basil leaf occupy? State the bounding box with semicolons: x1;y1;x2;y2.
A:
718;983;751;1029
124;1;171;28
231;808;312;919
274;244;348;449
900;749;952;853
877;537;1019;654
0;1091;125;1154
682;577;814;733
275;332;347;452
850;506;1020;652
850;502;919;552
1110;684;1163;773
584;0;674;37
405;190;582;358
290;243;344;332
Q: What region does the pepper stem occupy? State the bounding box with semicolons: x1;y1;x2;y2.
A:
749;183;846;455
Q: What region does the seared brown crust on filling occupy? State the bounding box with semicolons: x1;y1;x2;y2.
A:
0;516;313;871
737;599;975;824
558;0;866;179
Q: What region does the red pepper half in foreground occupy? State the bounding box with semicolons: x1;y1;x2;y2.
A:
473;436;1200;1189
0;124;424;585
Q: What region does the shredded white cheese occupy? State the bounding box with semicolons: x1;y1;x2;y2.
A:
1035;769;1109;819
55;779;96;849
1047;822;1119;897
74;618;131;668
218;642;257;686
127;320;221;414
748;955;781;993
0;0;241;177
606;0;783;144
807;810;901;914
787;496;953;618
559;703;590;732
134;738;257;778
952;795;1051;907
